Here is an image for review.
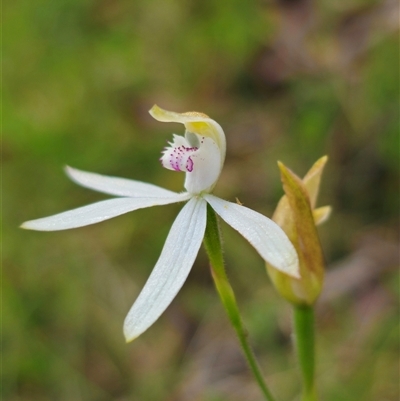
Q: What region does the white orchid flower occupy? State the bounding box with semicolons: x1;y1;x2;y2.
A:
22;105;299;342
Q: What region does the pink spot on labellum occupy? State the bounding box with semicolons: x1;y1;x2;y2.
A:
186;157;194;172
160;136;199;173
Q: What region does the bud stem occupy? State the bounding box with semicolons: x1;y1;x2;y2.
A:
203;204;278;401
293;305;317;401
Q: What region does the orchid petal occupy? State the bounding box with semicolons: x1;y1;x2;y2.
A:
160;134;199;172
65;166;178;198
21;193;191;231
123;196;207;342
204;195;299;278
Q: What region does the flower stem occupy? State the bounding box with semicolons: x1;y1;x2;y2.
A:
203;204;277;401
293;305;317;401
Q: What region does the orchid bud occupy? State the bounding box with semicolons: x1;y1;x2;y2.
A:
266;156;331;305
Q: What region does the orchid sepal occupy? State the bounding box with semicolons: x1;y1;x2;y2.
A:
205;194;300;278
123;197;207;342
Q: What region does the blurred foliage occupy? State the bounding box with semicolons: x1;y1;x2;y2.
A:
4;0;399;400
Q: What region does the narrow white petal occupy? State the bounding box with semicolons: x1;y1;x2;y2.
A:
123;196;207;342
65;166;178;198
21;194;191;231
205;195;299;278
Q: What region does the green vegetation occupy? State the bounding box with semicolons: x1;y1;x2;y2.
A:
4;0;399;400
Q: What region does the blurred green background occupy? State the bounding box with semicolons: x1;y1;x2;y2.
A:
4;0;399;400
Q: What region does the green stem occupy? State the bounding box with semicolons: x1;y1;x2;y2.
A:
293;305;317;401
203;204;277;401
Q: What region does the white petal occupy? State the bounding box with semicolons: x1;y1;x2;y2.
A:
21;194;191;231
123;196;207;342
204;195;300;278
65;166;178;198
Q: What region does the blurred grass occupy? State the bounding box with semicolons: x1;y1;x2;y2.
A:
4;0;399;400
